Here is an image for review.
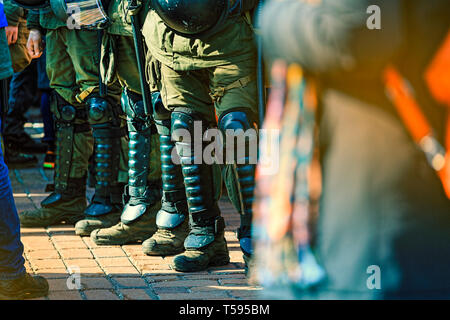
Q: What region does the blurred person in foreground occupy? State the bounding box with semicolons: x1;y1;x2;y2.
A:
253;0;450;299
0;0;48;299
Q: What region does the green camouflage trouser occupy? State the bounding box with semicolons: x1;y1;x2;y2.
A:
155;60;258;221
101;33;161;183
46;28;127;183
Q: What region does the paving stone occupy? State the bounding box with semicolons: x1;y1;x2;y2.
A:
64;258;99;268
51;234;84;242
26;249;60;260
141;268;179;276
145;275;180;283
47;290;83;300
32;259;66;270
21;236;52;245
121;244;142;255
112;277;148;288
181;273;237;281
91;247;127;258
59;248;93;259
121;289;154;300
97;257;135;268
152;279;219;289
53;240;87;250
77;266;105;276
36;268;69;279
82;237;119;249
103;266;140;277
131;258;168;269
47;278;74;291
81;277;113;290
139;263;173;273
219;277;250;285
153;286;190;294
84;289;120;300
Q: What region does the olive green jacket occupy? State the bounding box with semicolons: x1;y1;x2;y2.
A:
142;10;256;71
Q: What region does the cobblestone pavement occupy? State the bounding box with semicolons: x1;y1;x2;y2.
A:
8;122;262;300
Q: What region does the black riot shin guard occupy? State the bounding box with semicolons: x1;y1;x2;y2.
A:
85;95;127;217
41;92;89;208
120;89;160;224
218;110;257;257
171;111;224;250
153;93;188;229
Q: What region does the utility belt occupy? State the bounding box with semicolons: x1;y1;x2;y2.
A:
384;30;450;199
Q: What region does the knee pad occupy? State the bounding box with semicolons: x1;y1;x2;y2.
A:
171;111;221;225
52;92;88;128
218;110;253;132
218;110;257;163
87;95;123;126
171;111;196;143
219;110;256;220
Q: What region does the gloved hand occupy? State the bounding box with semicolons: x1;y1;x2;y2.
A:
27;28;44;59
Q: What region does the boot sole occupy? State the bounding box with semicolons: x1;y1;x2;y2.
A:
20;213;84;228
91;233;154;246
75;222;118;237
74;228;92;237
172;254;230;273
142;245;185;257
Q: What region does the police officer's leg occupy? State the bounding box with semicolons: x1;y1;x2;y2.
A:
90;88;162;244
89;34;162;244
158;65;229;271
211;61;259;274
18;28;94;227
218;111;257;274
142;92;189;256
171;109;229;271
19;92;92;227
75;93;128;236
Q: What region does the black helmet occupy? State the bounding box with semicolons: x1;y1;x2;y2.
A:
11;0;49;9
151;0;230;38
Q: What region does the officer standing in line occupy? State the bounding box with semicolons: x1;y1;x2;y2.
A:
142;0;259;272
81;0;164;245
16;0;129;228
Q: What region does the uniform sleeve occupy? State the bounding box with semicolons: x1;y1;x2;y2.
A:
3;0;24;26
259;0;403;74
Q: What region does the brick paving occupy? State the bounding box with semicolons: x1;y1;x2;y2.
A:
8;121;262;300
